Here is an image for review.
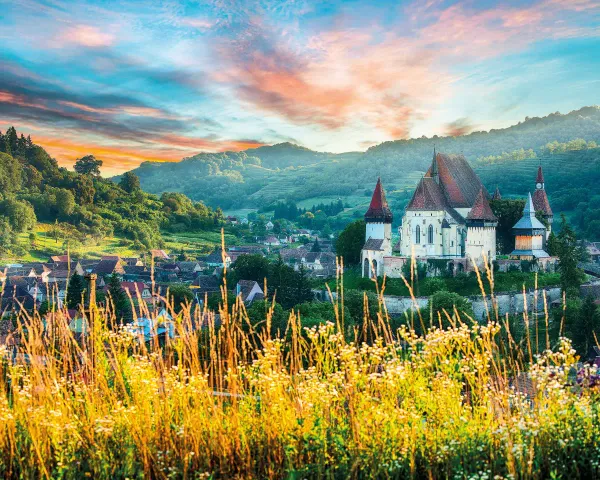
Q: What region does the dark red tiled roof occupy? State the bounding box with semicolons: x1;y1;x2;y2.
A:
532;188;553;216
407;177;448;211
425;153;488;208
365;178;393;223
536;165;545;184
467;189;498;222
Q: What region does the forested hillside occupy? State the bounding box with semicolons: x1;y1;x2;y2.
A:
125;106;600;207
0;128;223;258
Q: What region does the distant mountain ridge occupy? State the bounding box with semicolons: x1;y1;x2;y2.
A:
124;106;600;210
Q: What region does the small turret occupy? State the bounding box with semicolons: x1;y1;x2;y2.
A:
511;193;549;259
364;177;393;224
492;186;502;201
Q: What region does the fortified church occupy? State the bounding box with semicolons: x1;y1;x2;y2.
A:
361;151;554;278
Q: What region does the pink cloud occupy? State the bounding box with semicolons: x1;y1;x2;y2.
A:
210;0;599;140
59;25;115;48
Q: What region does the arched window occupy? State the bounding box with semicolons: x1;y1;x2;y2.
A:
363;258;370;278
371;260;378;278
428;224;434;244
415;225;421;244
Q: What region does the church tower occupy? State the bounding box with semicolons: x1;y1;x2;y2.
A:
361;178;393;277
465;189;498;268
510;193;549;259
531;165;553;241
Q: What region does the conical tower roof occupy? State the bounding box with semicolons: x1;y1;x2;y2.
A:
513;193;546;231
467;189;497;222
536;165;545;184
365;178;393;223
532;165;552;216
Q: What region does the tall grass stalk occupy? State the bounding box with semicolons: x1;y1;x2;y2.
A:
0;254;599;479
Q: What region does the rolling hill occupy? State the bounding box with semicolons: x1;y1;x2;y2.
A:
122;106;600;238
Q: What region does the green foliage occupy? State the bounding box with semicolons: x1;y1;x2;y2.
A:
66;273;86;310
119;171;141;193
107;274;132;324
268;255;313;309
167;284;194;313
245;299;288;336
0;152;23;197
490;199;526;254
425;291;474;328
342;288;378;325
335;220;365;265
74;154;103;176
0;198;36;233
231;254;270;284
561;296;600;358
0;128;224;258
554;215;586;297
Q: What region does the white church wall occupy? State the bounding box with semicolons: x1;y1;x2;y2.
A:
466;226;496;266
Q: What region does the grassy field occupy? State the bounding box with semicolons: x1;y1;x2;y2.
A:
11;224;138;263
0;279;598;478
3;224;230;264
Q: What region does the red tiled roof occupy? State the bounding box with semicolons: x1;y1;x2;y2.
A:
467;189;498;222
365;178;393;223
536;165;545;184
532;188;553;216
407;177;448;211
425;153;488;208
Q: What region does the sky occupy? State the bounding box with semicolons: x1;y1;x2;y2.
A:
1;0;599;175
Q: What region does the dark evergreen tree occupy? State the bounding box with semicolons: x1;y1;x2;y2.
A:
5;127;18;154
567;296;600;359
555;214;585;297
66;273;86;310
294;264;314;306
107;273;132;324
310;238;321;252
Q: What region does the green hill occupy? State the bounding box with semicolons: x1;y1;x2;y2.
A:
0;128;227;261
123;106;600;239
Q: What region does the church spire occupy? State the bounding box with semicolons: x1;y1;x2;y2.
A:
536;165;545;189
364;177;393;223
431;146;439;183
492;186;502;200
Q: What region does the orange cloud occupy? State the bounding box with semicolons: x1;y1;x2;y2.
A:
30;134;266;176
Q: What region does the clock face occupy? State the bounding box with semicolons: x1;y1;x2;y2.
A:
536;182;542;189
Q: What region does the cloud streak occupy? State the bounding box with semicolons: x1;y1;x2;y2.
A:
0;0;598;173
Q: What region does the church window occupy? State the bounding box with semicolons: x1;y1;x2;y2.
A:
415;225;421;244
428;225;434;244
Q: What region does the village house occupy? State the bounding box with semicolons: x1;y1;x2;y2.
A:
204;251;232;268
235;280;264;304
92;257;125;277
263;235;281;246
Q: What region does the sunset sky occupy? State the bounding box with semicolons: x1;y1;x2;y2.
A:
1;0;599;175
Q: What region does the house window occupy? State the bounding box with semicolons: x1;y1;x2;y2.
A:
415;225;421;244
428;225;434;244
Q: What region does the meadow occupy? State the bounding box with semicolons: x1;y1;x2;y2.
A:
0;265;599;479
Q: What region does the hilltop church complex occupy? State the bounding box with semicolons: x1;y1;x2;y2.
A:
361;151;556;278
